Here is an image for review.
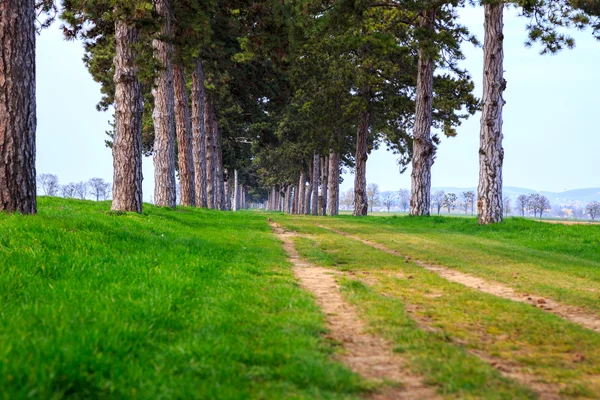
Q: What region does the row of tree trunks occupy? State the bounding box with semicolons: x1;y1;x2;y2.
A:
204;93;215;208
191;58;207;207
173;63;196;206
409;9;436;217
152;0;177;208
0;0;37;214
320;155;329;216
111;14;144;213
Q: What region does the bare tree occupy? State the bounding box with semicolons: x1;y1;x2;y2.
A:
461;191;476;215
60;183;76;198
432;190;445;215
527;194;551;218
503;196;511;217
89;178;110;201
515;195;528;217
74;181;87;200
443;193;457;214
398;189;410;212
38;174;59;196
367;183;380;212
341;188;355;210
381;192;396;212
586;201;600;220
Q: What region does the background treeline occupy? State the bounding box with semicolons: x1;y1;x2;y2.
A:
1;0;599;224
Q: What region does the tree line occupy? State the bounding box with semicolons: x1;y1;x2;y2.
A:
1;0;598;224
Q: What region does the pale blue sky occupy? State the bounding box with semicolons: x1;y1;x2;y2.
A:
35;6;599;201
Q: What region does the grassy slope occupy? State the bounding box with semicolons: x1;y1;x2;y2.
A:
0;198;364;399
272;215;600;399
316;215;600;314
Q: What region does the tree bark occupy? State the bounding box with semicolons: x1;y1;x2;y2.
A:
409;9;436;217
353;109;370;216
0;1;37;214
152;0;176;207
204;94;215;208
191;58;207;207
311;153;320;216
215;122;225;210
233;169;239;211
111;15;143;213
298;171;306;215
173;63;195;206
320;155;329;216
327;151;340;216
478;3;505;225
284;185;291;214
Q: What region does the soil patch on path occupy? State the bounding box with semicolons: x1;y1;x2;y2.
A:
317;225;600;335
270;222;439;400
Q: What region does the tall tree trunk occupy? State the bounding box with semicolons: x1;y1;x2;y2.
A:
311;153;320;216
173;63;195;206
233;169;239;211
242;186;246;209
152;0;176;207
0;0;36;214
298;171;306;215
215;123;225;210
320;155;329;216
478;3;505;225
223;169;229;210
284;185;291;214
327;151;340;216
111;16;143;213
204;94;215;208
353;109;370;216
191;58;207;207
409;9;436;217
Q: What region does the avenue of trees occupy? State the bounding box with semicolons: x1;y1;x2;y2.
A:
1;0;599;224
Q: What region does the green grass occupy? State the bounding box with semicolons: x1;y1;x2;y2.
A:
305;215;600;314
0;198;365;399
273;215;600;398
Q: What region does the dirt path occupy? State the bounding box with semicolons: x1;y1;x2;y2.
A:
537;220;600;226
317;225;600;334
270;222;440;400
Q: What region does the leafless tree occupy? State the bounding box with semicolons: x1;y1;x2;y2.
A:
527;194;551;218
443;193;457;214
432;190;445;215
367;183;380;212
60;183;76;198
341;188;354;210
73;182;87;200
381;192;396;212
461;191;475;215
586;201;600;220
515;195;528;217
398;189;410;212
38;174;59;196
89;178;111;201
503;196;511;217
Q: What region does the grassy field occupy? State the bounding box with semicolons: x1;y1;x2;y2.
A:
4;200;600;398
0;198;365;399
273;214;600;398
